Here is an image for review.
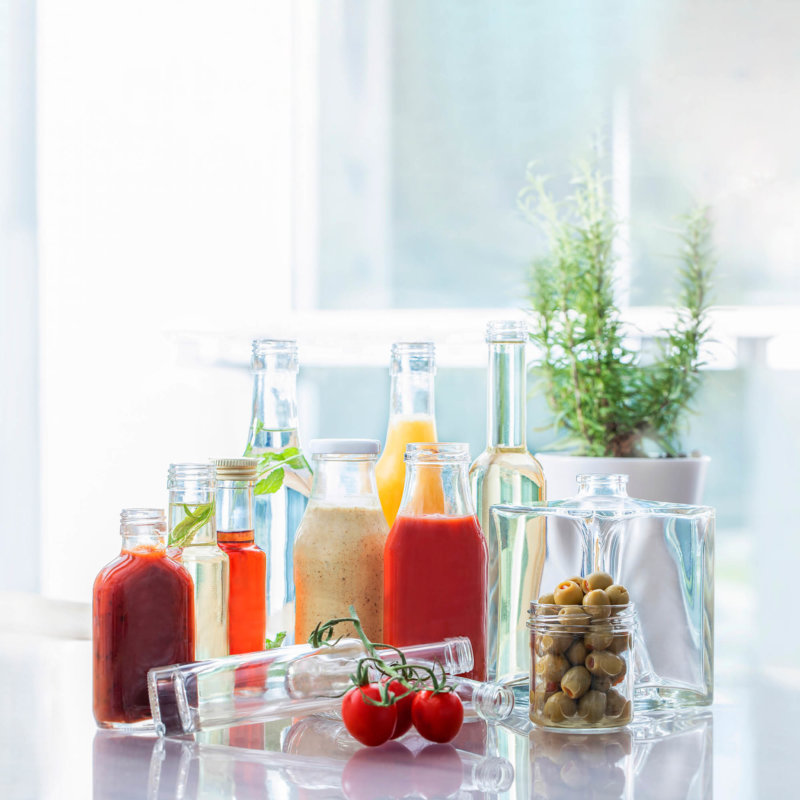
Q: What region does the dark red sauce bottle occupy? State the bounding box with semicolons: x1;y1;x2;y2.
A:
93;508;195;729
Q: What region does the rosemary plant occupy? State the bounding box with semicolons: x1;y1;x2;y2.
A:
519;159;714;458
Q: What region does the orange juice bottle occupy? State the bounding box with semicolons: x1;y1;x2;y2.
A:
375;342;438;526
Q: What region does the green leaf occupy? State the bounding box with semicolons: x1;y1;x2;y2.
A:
255;467;285;495
265;631;287;650
169;501;215;548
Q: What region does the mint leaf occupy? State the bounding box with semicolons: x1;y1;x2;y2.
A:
169;502;215;548
265;632;287;650
255;467;285;495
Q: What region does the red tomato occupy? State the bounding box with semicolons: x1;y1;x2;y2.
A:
341;684;398;747
385;679;415;739
411;690;464;744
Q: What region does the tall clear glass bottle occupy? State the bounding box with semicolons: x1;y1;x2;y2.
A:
167;464;229;660
375;342;438;527
244;339;312;643
469;320;546;688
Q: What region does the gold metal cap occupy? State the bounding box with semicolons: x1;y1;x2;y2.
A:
212;457;258;480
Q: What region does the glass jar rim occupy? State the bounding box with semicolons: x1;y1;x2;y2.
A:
310;438;381;456
486;319;529;342
404;442;470;464
527;602;637;630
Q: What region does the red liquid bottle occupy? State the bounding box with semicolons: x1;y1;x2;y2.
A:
93;508;195;729
384;443;488;681
214;458;267;655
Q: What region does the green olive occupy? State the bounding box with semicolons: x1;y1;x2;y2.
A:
582;588;611;619
567;576;586;593
554;580;583;605
606;584;630;606
536;652;570;684
565;638;587;665
543;691;577;723
558;605;590;627
605;689;627;717
585;650;625;677
591;674;613;692
577;690;607;723
582;571;614;593
538;592;556;605
561;665;591;700
537;631;573;655
584;626;613;652
608;633;630;654
611;658;628;686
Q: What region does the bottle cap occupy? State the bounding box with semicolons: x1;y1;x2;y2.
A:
212;457;258;480
486;320;529;342
309;439;381;455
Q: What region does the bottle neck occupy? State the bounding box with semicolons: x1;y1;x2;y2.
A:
487;339;526;448
577;474;630;497
168;486;216;544
390;370;435;418
215;480;255;535
119;509;166;552
399;458;475;518
311;456;380;504
249;367;300;435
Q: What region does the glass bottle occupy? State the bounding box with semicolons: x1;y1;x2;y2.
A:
214;458;266;655
168;463;229;660
375;342;437;528
244;339;313;643
294;439;388;643
470;320;546;688
384;443;488;681
92;508;194;729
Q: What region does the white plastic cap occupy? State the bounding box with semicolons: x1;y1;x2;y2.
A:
309;439;381;455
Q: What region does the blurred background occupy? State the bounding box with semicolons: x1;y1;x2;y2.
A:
2;0;799;686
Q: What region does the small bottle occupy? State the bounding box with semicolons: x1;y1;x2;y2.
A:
469;320;546;686
244;339;313;643
167;464;229;660
375;342;438;527
214;458;266;655
294;439;388;644
93;509;195;729
384;443;488;681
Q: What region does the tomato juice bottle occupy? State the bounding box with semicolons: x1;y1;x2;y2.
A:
375;342;438;527
214;458;266;655
384;443;488;681
92;508;195;729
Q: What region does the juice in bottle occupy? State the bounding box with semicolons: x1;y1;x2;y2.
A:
384;443;488;681
214;458;266;655
93;508;195;728
375;342;437;526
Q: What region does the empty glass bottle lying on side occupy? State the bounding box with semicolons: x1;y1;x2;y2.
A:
148;636;514;736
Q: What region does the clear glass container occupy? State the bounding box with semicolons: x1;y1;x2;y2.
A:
384;442;488;681
244;339;313;642
375;342;438;527
470;320;546;691
294;439;388;643
214;458;266;656
168;463;229;660
93;509;195;730
528;603;636;730
491;473;715;710
147;636;474;736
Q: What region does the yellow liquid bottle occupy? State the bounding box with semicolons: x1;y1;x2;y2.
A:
375;343;438;526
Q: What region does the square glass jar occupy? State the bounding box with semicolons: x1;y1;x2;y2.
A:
491;474;715;710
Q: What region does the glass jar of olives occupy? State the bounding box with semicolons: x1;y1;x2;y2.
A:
528;599;636;730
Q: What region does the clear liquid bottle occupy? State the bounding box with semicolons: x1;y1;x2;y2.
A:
167;464;229;660
244;339;312;643
469;320;545;689
375;342;437;527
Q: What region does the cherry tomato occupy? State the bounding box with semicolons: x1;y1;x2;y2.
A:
341;741;415;800
385;679;415;739
341;684;398;747
411;690;464;744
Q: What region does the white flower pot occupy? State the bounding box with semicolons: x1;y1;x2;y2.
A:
534;453;711;505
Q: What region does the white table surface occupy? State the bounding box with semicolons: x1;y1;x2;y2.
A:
0;623;789;799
